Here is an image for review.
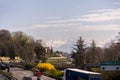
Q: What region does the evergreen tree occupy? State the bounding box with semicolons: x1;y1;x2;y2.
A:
71;37;86;68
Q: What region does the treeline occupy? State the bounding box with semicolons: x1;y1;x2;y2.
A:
71;32;120;68
1;29;120;67
0;29;47;62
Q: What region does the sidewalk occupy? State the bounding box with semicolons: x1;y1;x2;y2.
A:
0;74;9;80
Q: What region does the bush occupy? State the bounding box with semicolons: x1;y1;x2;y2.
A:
43;70;63;80
52;70;63;79
102;71;120;80
37;63;63;79
91;67;101;72
37;63;56;72
24;63;35;70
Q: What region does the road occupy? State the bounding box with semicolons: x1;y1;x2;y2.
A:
10;67;56;80
0;74;9;80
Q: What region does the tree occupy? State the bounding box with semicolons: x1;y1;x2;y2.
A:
9;40;15;60
34;40;47;62
71;37;86;67
12;31;35;62
0;29;12;57
85;40;96;63
104;43;116;61
50;46;53;56
0;29;11;40
0;29;49;63
104;32;120;61
12;31;28;59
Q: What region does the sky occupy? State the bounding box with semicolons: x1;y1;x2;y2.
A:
0;0;120;53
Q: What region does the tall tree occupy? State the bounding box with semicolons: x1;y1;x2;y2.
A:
50;46;53;56
12;31;27;58
71;37;86;68
34;40;47;62
12;31;35;62
0;29;12;57
104;32;120;61
86;40;96;63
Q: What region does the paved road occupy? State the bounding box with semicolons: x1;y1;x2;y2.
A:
10;67;56;80
0;74;9;80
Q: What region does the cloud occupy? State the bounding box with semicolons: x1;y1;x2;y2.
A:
113;2;120;5
80;9;120;22
9;8;120;32
13;24;120;33
45;40;67;48
29;24;49;29
79;24;120;31
46;17;61;19
95;40;109;47
46;9;120;23
17;22;81;31
9;24;50;31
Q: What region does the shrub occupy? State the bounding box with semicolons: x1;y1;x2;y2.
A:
91;67;101;72
37;63;56;72
37;63;63;79
52;70;63;79
101;71;120;80
24;63;35;70
43;70;63;80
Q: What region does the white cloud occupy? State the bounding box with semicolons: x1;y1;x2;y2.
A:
79;24;120;31
29;24;49;29
45;40;67;48
113;2;120;5
18;22;81;31
80;9;120;22
10;8;120;32
47;9;120;23
46;17;61;19
10;24;120;33
10;24;50;31
94;40;109;47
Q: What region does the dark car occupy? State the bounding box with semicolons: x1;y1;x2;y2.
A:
0;63;6;70
9;63;15;67
23;76;32;80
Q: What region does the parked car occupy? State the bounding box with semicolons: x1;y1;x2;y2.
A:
9;63;15;67
23;76;32;80
0;63;6;70
0;62;11;70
